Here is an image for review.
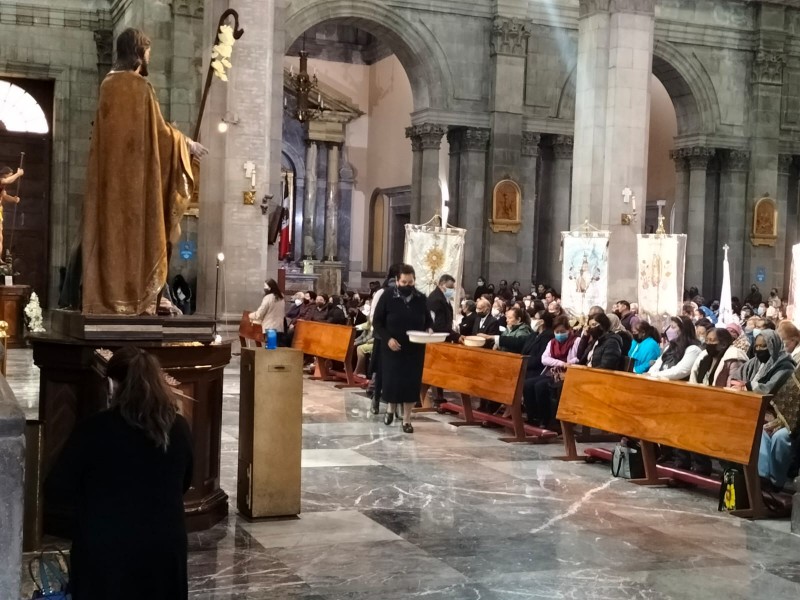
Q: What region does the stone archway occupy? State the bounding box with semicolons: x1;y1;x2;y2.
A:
284;0;453;113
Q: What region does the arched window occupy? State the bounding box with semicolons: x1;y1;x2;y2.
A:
0;81;49;134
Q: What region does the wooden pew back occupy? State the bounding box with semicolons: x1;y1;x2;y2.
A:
239;310;263;347
422;343;526;406
558;366;765;464
292;320;355;363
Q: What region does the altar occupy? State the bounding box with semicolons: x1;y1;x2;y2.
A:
30;313;231;535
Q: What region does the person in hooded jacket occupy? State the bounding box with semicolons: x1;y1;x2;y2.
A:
730;329;796;489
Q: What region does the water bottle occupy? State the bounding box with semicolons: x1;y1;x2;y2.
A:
266;329;277;350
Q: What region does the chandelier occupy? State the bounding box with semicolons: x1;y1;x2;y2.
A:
287;47;326;123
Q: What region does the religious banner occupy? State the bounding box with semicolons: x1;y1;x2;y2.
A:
403;223;466;299
788;244;800;327
636;234;687;326
560;231;610;317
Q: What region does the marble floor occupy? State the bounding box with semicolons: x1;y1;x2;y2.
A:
10;346;800;599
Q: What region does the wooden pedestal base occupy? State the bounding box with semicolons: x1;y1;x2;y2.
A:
30;333;231;535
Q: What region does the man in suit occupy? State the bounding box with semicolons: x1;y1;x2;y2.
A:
427;274;460;342
459;300;478;336
472;297;501;338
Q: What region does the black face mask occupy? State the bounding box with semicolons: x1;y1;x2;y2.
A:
756;349;771;364
588;326;603;338
397;285;414;297
705;344;720;358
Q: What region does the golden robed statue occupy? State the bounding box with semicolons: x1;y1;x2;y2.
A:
81;29;207;315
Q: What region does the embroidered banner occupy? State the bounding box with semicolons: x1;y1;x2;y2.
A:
560;231;610;317
636;234;687;325
403;223;467;299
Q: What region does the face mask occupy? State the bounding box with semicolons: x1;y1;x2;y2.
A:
705;344;719;358
444;288;455;300
756;349;771;364
666;327;679;342
531;319;543;331
554;332;569;343
491;308;501;318
477;280;485;287
634;333;645;342
757;307;766;316
524;300;531;308
303;298;310;304
294;299;302;306
697;336;705;344
752;328;762;339
744;326;754;334
398;285;414;297
588;326;602;338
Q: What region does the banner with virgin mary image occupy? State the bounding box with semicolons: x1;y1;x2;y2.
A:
560;231;610;317
636;234;687;325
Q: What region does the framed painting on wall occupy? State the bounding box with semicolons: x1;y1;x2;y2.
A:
490;179;522;233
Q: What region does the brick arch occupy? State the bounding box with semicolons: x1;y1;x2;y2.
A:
285;0;452;112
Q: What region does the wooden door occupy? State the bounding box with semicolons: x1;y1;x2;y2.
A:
0;131;51;304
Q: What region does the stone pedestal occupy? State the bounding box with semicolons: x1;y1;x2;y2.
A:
0;377;23;599
284;270;319;295
30;333;231;535
315;261;346;296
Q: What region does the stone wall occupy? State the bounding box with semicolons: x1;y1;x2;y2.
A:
0;377;25;599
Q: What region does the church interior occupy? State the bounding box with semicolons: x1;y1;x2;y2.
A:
4;0;800;598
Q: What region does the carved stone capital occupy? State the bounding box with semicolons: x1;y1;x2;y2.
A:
170;0;204;17
552;135;574;160
669;149;688;172
725;149;750;172
446;128;462;154
405;123;446;151
753;50;786;86
681;146;715;170
462;127;491;152
579;0;654;18
779;154;794;175
521;132;541;157
490;17;531;57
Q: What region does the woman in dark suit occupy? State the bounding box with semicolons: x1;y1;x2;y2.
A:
46;347;193;600
372;263;433;433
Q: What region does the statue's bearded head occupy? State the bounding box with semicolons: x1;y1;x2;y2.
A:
114;28;152;77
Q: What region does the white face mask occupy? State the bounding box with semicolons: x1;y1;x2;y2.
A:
491;308;501;318
294;299;302;306
531;319;543;332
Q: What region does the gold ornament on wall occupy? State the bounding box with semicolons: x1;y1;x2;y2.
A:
751;195;778;247
490;179;522;233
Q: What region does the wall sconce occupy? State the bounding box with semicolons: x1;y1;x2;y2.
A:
217;112;240;133
260;194;273;215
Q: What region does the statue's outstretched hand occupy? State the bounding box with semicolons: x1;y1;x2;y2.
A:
188;139;209;159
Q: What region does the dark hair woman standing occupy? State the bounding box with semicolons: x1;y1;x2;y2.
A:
45;347;193;600
371;263;433;433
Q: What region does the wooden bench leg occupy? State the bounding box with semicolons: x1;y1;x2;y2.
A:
630;441;670;486
448;394;482;427
731;460;769;519
558;422;583;461
412;383;437;413
333;364;364;389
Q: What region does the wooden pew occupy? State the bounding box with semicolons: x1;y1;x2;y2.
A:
291;320;359;388
557;365;770;518
238;310;264;347
418;342;557;443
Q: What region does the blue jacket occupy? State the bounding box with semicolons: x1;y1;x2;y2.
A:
629;338;661;374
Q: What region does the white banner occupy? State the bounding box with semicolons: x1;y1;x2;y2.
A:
789;243;800;326
560;231;610;317
636;234;687;324
403;223;466;299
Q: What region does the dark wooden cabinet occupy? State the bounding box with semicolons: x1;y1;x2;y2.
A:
0;284;30;347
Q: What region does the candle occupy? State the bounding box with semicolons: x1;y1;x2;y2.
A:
251;171;256;188
631;195;636;213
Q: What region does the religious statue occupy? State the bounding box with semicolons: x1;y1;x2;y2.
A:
80;28;208;314
0;165;23;262
490;179;522;233
751;196;778;247
569;253;601;295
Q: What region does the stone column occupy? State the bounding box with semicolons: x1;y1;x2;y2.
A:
541;136;573;288
405;124;445;224
719;150;749;295
521;132;541;285
302;141;319;260
669;150;689;234
458;127;490;288
446;128;462;226
324;143;341;261
784;157;799;296
570;0;656;303
775;154;793;295
685;147;714;293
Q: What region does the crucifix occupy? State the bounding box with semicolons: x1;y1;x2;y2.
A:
622;186;633;204
243;161;256;188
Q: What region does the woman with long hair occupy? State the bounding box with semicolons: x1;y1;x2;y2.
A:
648;315;701;381
249;278;286;345
45;347;193;600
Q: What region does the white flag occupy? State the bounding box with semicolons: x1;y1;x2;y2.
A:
718;244;736;326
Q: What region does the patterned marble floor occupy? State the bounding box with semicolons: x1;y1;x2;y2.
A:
9;346;800;599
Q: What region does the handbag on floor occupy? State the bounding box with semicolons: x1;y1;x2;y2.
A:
611;438;644;479
28;550;71;599
718;467;749;512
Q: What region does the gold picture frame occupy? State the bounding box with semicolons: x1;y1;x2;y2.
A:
490;179;522;233
751;196;778;247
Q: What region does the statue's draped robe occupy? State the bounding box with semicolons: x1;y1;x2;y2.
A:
82;71;193;315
